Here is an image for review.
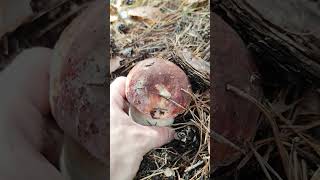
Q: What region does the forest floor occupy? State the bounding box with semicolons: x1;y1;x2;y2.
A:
110;0;210;179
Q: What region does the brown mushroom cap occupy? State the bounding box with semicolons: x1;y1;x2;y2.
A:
212;13;262;168
49;1;107;163
125;58;192;120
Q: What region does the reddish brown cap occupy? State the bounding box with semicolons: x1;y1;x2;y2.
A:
125;58;192;120
212;13;262;168
50;0;107;163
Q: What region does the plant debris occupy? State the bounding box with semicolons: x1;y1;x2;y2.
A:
0;0;92;70
212;82;320;180
110;56;123;73
110;0;210;179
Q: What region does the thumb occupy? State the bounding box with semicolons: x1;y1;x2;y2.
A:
145;126;175;150
110;76;127;110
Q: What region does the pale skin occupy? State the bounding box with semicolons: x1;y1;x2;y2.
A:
0;47;64;180
110;77;175;180
0;47;174;180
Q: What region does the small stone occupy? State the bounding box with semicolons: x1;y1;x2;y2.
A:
174;131;187;142
126;0;135;5
117;23;129;33
164;167;175;177
120;47;133;57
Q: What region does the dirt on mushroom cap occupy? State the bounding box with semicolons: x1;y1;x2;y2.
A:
50;0;107;163
126;58;192;120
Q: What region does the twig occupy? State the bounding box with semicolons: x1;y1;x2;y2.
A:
311;167;320;180
36;4;87;38
226;84;290;179
301;159;308;180
159;94;187;110
269;104;320;157
249;143;283;180
237;152;253;170
140;167;179;180
210;130;245;154
249;144;273;180
184;160;204;173
31;0;71;22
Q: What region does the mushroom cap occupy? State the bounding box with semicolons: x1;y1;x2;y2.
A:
212;13;262;168
49;0;107;163
125;58;192;120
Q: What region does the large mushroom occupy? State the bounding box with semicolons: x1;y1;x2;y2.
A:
125;58;192;126
49;0;107;179
212;13;262;169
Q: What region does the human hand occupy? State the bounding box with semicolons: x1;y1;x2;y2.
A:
110;77;175;180
0;47;64;180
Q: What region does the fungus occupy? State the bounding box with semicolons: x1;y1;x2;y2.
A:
125;58;192;126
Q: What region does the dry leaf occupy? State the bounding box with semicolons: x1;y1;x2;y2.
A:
110;56;123;73
127;6;163;25
112;0;147;9
0;0;33;38
110;15;118;23
180;48;210;75
110;4;119;17
183;0;208;6
111;0;122;9
110;5;119;23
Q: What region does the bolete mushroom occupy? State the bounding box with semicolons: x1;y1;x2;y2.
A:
212;13;262;169
125;58;192;126
49;0;107;179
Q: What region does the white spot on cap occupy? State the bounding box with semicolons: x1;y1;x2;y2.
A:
155;84;171;99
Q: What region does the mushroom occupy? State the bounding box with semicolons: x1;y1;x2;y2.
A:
49;1;107;179
212;13;262;169
125;58;192;126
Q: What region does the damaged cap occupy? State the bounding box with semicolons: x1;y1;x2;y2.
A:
125;58;192;126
